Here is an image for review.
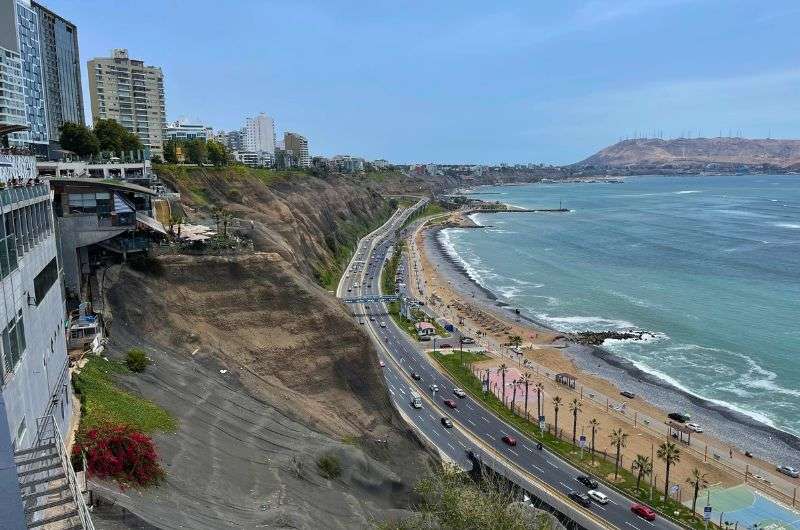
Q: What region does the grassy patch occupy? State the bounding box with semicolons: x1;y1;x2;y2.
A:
317;454;342;479
429;351;705;529
400;202;447;230
72;357;177;434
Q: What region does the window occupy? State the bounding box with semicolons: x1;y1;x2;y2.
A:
34;258;58;304
1;313;26;374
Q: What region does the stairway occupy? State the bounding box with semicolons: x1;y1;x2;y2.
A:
13;416;94;530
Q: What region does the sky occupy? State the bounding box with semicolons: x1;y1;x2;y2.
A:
45;0;800;164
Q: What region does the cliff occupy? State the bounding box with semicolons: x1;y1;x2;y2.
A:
575;137;800;173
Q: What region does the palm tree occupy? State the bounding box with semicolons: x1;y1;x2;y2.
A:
552;396;563;437
523;372;532;420
569;398;582;445
511;380;518;415
632;454;653;491
588;418;600;464
509;335;522;348
686;468;709;515
657;441;682;501
499;364;508;405
609;428;628;480
535;382;544;418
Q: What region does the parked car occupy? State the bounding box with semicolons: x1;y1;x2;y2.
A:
501;435;517;446
568;491;592;508
577;475;599;489
453;388;466;398
429;384;439;392
631;504;657;521
620;391;636;399
461;337;476;344
440;417;453;428
587;490;609;505
411;372;421;381
668;412;691;423
777;466;800;478
380;322;386;328
439;343;451;349
444;399;457;409
686;422;703;433
379;360;385;368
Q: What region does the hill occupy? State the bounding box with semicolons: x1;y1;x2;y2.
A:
574;137;800;174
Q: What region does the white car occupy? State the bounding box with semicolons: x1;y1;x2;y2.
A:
453;388;466;398
587;490;609;505
686;422;703;433
380;322;386;328
429;384;439;392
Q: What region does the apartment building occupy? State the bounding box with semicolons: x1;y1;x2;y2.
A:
31;1;84;149
284;132;310;167
243;113;275;155
87;49;166;158
164;119;213;142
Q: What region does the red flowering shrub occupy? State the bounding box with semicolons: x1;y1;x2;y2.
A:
73;423;164;488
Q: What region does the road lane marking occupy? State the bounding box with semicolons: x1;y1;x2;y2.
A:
524;446;533;452
625;523;642;530
532;464;545;473
389;390;394;396
447;443;456;451
458;441;466;449
508;449;519;456
559;481;569;489
467;419;476;426
547;460;559;468
481;416;490;423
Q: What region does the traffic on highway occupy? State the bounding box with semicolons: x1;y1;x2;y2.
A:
338;201;682;530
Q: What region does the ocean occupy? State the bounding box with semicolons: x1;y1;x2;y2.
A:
441;175;800;438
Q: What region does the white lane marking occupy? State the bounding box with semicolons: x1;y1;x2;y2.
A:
559;481;569;489
465;403;474;410
428;414;436;422
447;443;456;451
389;384;396;392
467;419;476;426
644;520;655;527
524;446;533;452
547;460;559;468
625;523;642;530
458;441;466;449
532;464;545;473
593;503;606;511
481;416;490;423
389;390;394;396
508;449;519;456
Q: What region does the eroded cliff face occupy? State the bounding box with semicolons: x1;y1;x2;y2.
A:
93;168;433;529
158;167;394;284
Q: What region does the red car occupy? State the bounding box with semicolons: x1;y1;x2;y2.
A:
631;504;656;521
502;435;517;446
443;399;457;409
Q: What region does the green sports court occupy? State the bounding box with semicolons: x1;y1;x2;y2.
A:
686;484;800;529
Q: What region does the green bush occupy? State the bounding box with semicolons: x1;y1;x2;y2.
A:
316;454;342;479
125;348;151;373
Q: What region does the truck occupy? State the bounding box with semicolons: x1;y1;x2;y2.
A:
410;391;422;409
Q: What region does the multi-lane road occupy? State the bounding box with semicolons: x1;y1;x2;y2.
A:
337;201;683;530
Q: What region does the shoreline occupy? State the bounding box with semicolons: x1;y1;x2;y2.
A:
424;224;800;464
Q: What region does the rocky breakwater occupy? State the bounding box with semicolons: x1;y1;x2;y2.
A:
571;330;654;345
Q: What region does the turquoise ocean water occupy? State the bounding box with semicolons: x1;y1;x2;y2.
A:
442;175;800;436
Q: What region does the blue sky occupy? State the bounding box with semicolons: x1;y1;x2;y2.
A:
47;0;800;164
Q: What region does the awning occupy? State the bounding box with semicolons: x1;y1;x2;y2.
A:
136;212;167;234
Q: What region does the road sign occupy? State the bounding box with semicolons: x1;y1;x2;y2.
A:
703;506;712;521
538;416;546;431
579;435;587;448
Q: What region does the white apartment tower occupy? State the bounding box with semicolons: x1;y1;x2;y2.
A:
243;113;275;155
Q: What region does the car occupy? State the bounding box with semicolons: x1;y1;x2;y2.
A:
359;320;364;325
568;491;592;508
461;337;475;344
686;422;703;433
620;391;636;399
347;288;352;292
441;417;453;428
668;412;691;423
587;490;609;505
380;322;386;328
379;360;385;368
411;372;421;380
369;316;375;321
429;384;439;392
453;388;466;398
444;399;457;409
777;466;800;478
577;475;599;489
439;343;452;349
631;503;657;521
501;435;517;446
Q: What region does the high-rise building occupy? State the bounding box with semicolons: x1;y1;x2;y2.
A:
0;0;49;154
224;128;244;151
31;1;84;150
243;113;275;154
87;49;166;158
284;131;310;167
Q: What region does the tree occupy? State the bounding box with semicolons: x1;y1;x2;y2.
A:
609;428;628;480
212;207;234;237
632;454;653;491
499;364;508;405
207;139;229;166
686;468;708;515
522;372;531;420
185;138;207;165
508;335;522;348
510;380;518;415
94;118;142;155
552;396;562;436
535;382;544;419
589;418;600;464
569;398;582;445
163;139;178;164
58;122;99;157
657;441;681;501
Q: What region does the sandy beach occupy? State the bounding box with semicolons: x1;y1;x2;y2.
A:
405;209;800;506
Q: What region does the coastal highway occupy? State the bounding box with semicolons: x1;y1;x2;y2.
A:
337;202;684;530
